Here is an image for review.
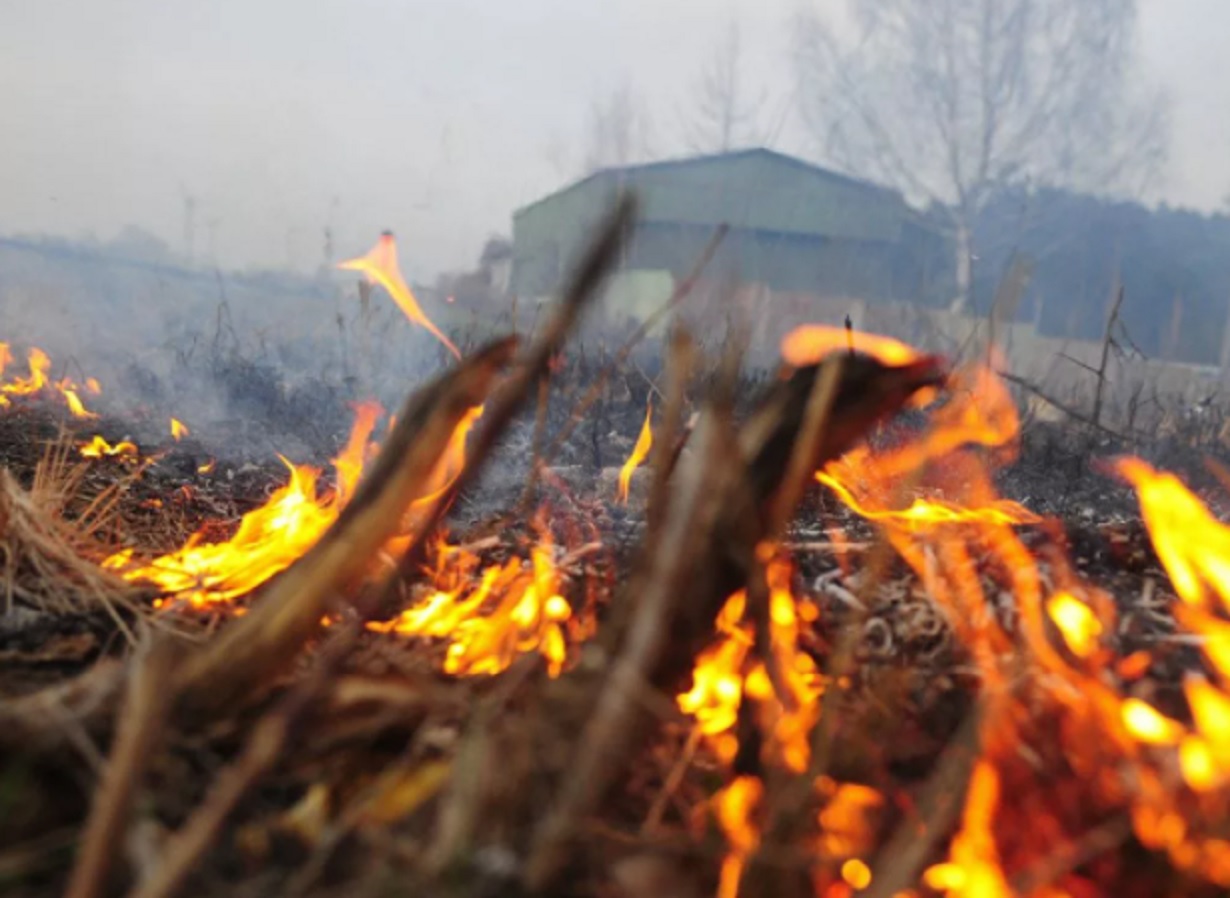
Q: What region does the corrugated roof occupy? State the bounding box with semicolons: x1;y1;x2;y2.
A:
513;148;913;243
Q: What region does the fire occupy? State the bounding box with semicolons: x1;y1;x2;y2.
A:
780;323;922;368
170;418;190;441
924;761;1012;898
780;323;938;409
334;401;383;504
617;400;653;504
369;521;578;678
1113;458;1230;614
0;343;101;418
1046;591;1103;659
105;457;337;607
714;775;763;898
339;233;460;359
79;435;138;459
100;412;355;604
678;553;822;771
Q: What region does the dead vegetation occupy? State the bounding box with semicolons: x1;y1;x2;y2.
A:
2;196;1230;898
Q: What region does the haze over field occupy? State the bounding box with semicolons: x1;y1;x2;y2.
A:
0;0;1226;280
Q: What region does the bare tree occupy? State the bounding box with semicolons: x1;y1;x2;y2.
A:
794;0;1169;313
583;83;655;173
681;20;766;154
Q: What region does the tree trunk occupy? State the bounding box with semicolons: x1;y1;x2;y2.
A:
948;219;973;315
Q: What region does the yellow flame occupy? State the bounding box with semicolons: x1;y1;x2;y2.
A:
79;435;138;459
840;858;872;890
104;457;336;607
1114;458;1230;616
617;400;653;504
678;555;822;771
369;520;576;678
0;344;101;417
923;761;1011;898
781;324;922;368
1121;698;1185;746
1046;592;1103;659
339;233;460;359
714;775;763;898
170;418;189;441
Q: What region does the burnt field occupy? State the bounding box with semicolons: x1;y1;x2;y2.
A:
5;206;1230;898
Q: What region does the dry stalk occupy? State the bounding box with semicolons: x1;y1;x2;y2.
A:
525;405;744;890
647;329;696;536
861;705;984;898
1092;285;1125;432
533;223;727;475
527;354;946;891
172;337;519;718
66;638;175;898
0;467;140;636
378;192;638;598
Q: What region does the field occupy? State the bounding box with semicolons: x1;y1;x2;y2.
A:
3;202;1230;898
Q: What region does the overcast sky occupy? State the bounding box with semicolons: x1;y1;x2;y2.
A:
0;0;1226;280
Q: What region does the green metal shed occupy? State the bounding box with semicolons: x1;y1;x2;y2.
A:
511;148;948;308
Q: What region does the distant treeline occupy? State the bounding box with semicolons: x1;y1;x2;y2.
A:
968;188;1230;366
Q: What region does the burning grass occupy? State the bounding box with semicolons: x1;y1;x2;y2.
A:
4;205;1230;898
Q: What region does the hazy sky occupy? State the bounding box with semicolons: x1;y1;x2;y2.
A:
0;0;1226;280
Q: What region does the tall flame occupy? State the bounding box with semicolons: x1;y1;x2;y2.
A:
170;418;190;441
617;400;653;504
339;233;460;359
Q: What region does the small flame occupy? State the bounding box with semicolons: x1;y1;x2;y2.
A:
79;435;138;459
924;761;1011;898
1121;698;1185;746
1046;591;1103;659
369;519;577;678
198;459;216;474
714;775;763;898
781;323;922;368
617;400;653;504
679;554;822;771
334;401;383;505
1114;458;1230;615
840;858;872;890
170;418;189;441
105;457;336;607
0;344;101;417
339;233;460;359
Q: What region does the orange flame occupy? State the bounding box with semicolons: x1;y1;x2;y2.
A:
714;775;763;898
170;418;189;441
0;344;101;418
334;401;383;505
781;323;939;408
79;435;138;459
617;400;653;504
781;324;922;368
339;233;460;359
106;405;412;607
104;457;336;607
679;553;822;771
924;761;1012;898
1046;591;1103;659
369;520;576;678
1113;458;1230;615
